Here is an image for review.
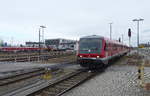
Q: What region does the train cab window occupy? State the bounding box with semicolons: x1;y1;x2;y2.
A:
79;38;102;54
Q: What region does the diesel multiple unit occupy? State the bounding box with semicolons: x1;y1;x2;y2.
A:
77;35;129;69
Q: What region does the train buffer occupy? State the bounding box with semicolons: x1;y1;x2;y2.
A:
43;68;52;80
137;55;150;90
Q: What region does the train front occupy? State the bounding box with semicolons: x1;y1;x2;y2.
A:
77;36;105;69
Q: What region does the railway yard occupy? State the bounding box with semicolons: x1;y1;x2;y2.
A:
0;50;150;96
1;0;150;96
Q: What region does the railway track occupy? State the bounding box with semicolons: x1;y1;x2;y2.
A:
27;69;99;96
0;68;45;86
0;62;77;87
0;62;80;96
0;52;74;62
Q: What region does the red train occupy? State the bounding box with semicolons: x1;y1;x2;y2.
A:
77;35;129;69
0;47;41;52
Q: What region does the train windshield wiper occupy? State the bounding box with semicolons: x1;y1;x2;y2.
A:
80;49;89;51
90;47;98;50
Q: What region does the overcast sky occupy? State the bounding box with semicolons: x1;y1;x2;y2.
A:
0;0;149;46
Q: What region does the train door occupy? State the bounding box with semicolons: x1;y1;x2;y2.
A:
104;41;109;57
104;41;109;64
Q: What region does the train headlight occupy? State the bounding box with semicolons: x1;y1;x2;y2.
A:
80;55;82;58
97;56;100;58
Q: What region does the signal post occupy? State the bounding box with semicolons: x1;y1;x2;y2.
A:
137;56;145;87
128;28;131;48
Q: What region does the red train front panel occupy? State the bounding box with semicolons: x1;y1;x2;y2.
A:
77;35;106;68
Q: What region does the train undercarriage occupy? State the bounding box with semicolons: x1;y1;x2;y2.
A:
77;51;128;69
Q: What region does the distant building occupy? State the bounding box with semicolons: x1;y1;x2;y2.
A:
45;38;77;50
139;43;150;48
25;42;45;48
3;42;7;47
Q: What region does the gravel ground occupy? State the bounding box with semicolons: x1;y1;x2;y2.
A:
63;65;150;96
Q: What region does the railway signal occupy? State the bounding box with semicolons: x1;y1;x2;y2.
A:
128;28;131;47
119;38;121;42
128;28;131;37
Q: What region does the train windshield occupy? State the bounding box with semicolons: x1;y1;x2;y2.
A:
79;38;102;54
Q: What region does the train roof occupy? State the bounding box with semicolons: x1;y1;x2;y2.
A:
80;35;128;47
80;35;104;39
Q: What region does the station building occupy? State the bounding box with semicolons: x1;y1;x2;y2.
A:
139;43;150;48
25;42;45;48
45;38;77;50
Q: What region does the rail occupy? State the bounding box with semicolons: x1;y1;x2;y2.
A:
0;68;45;86
27;69;97;96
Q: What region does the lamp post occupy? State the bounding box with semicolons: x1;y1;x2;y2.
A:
40;25;46;43
109;23;113;40
38;25;46;60
122;34;123;44
132;18;144;47
133;18;144;86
